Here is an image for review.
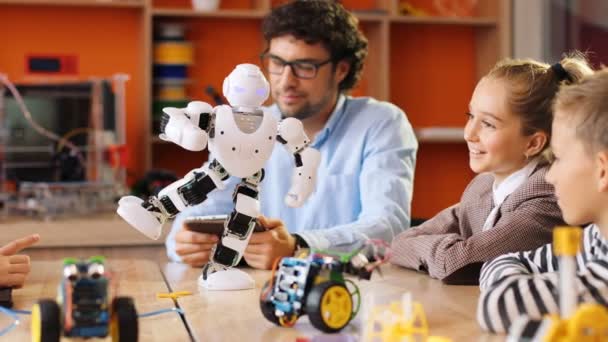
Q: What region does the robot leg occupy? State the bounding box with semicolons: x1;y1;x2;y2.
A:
117;159;229;239
203;171;263;278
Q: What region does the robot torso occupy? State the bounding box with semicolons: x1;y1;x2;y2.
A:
209;105;277;178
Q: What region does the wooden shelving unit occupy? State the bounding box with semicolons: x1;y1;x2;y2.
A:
0;0;146;7
0;0;151;187
388;15;496;26
415;127;465;143
152;8;267;18
0;0;512;217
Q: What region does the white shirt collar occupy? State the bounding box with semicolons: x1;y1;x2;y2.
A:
482;158;539;231
492;158;539;208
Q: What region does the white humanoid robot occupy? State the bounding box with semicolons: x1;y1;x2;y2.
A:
117;64;321;290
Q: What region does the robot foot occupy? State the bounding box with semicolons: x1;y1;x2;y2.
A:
199;263;254;291
201;262;226;280
116;196;165;240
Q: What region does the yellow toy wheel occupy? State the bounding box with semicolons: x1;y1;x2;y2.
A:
110;297;138;342
31;299;60;342
31;303;41;342
110;309;118;341
305;281;353;333
568;303;608;341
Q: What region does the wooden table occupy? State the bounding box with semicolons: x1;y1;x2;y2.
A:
162;263;505;342
2;259;190;341
0;256;508;341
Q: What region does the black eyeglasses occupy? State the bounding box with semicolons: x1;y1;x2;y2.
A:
260;53;333;79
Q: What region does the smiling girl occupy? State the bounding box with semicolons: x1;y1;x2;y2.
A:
390;55;593;284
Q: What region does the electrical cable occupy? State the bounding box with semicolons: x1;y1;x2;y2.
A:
138;307;184;318
0;306;19;337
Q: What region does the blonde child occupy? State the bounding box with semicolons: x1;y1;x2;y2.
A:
477;68;608;334
0;234;39;288
390;56;593;284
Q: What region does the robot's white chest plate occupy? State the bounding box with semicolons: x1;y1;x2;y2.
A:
209;105;277;178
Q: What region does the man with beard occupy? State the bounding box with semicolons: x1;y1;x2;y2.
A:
165;0;418;269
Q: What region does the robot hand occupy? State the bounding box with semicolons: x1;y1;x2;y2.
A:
285;147;321;207
159;101;212;151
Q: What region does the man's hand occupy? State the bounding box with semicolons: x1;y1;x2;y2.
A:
174;226;219;267
0;234;40;288
244;216;296;270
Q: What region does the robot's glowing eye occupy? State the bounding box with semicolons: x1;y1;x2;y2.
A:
234;86;246;93
256;88;266;96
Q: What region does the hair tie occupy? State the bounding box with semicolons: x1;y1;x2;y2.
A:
551;63;572;82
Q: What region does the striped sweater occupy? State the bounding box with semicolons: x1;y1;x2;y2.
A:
477;224;608;333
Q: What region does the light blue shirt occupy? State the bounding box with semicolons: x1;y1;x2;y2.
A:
166;95;418;261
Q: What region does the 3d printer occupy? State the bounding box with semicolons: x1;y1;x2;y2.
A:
0;74;129;219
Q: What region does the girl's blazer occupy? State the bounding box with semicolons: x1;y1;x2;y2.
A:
390;163;565;285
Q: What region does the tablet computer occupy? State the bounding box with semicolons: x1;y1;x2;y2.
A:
183;214;265;236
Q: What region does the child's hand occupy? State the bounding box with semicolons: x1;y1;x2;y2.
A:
0;234;40;288
0;234;40;256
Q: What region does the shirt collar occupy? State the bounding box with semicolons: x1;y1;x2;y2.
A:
492;158;539;207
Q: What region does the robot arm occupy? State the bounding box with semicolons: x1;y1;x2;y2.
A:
277;118;321;207
160;101;214;151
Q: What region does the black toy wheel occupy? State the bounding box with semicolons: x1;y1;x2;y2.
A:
31;299;60;342
305;281;353;333
110;297;138;342
259;280;280;325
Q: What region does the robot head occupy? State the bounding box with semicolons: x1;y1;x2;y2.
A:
222;64;270;107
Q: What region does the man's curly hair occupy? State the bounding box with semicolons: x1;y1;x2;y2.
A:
262;0;368;92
